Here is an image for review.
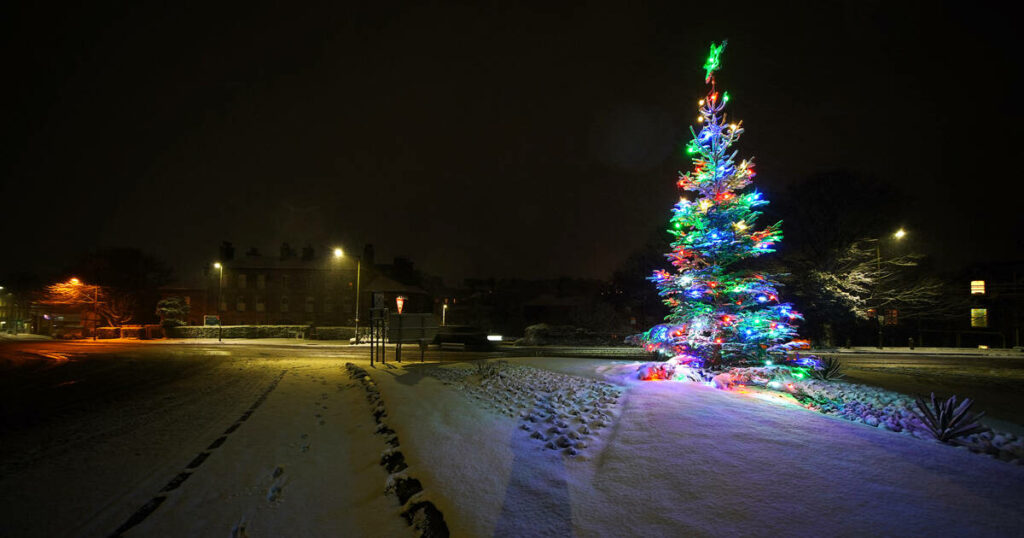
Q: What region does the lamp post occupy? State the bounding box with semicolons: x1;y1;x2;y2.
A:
333;248;362;343
442;302;448;327
214;262;223;342
875;229;907;349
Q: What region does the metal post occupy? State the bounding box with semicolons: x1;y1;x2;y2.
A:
93;285;98;341
876;243;883;349
354;258;361;343
395;314;403;363
217;266;223;342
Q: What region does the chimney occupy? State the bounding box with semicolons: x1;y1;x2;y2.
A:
280;242;296;260
219;241;235;261
363;244;375;266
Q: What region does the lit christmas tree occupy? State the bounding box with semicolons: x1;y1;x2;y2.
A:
641;41;802;371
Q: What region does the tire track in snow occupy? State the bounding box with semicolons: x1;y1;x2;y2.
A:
108;369;288;537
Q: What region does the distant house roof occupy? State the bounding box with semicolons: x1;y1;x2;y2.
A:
364;274;426;294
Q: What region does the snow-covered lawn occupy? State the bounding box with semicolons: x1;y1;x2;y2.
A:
369;357;1024;536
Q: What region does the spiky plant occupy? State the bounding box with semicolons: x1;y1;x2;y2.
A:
809;355;844;381
914;392;988;443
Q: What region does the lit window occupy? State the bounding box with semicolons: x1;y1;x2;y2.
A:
236;296;246;312
885;309;898;326
970;280;985;295
971;308;988;328
255;296;265;312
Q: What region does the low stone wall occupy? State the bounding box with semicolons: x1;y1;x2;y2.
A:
165;325;355;340
310;326;356;340
97;325;164;339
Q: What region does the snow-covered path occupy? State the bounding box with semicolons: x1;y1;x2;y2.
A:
116;360;407;537
371;357;1024;536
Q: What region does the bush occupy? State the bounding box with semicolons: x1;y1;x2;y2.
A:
914;392;988;443
809;355;845;381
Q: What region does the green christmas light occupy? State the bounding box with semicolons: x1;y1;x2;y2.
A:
703;41;727;83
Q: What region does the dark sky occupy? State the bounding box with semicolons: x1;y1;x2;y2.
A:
4;1;1022;285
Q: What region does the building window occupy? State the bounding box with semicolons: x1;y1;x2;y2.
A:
184;296;191;305
324;297;334;313
281;296;289;313
257;274;266;289
237;296;246;312
970;280;985;295
282;275;289;290
305;296;315;313
970;308;988;328
255;296;265;312
884;309;898;326
238;274;247;289
220;295;228;312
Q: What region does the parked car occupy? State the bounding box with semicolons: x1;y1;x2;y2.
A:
433;325;492;350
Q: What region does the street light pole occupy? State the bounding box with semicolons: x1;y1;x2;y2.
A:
875;229;907;349
93;284;99;341
214;262;223;342
354;257;361;343
334;248;362;344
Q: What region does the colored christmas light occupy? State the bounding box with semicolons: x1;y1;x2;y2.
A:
640;41;803;370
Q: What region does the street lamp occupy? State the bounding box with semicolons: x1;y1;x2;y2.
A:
69;277;100;341
442;303;448;327
214;262;223;342
874;229;907;348
332;247;361;343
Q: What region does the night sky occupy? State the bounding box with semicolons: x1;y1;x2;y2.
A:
4;1;1021;285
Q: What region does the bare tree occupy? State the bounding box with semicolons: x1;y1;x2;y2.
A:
40;279;135;326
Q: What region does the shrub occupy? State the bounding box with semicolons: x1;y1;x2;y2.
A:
914;392;988;443
809;355;845;381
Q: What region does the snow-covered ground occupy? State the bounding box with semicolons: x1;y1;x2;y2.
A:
4;342;1023;536
114;359;407;537
369;357;1024;536
832;346;1024;358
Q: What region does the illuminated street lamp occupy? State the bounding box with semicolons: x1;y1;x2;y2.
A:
442;302;448;327
875;229;907;348
214;262;223;342
332;247;362;342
